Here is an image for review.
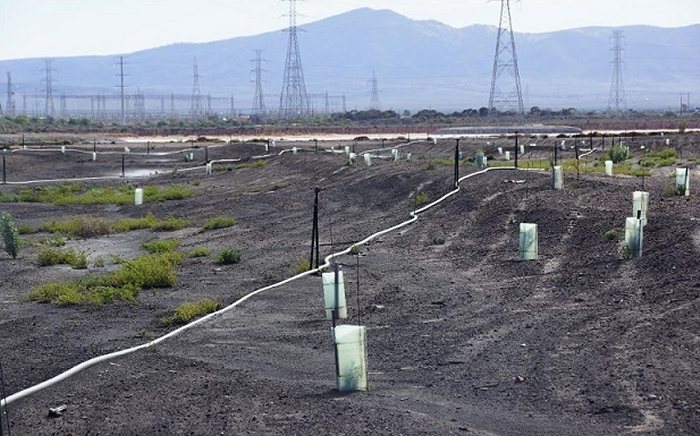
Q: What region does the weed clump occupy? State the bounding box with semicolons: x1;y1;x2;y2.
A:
41;216;112;238
188;246;210;258
3;183;193;205
161;299;221;326
414;191;430;207
293;259;311;274
152;217;188;232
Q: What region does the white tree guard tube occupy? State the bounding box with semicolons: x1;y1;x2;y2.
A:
1;166;515;408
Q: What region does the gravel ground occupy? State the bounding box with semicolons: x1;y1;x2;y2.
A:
0;136;698;435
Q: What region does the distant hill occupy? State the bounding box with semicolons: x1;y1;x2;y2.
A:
0;8;698;112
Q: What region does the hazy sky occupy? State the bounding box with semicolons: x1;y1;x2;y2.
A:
0;0;698;60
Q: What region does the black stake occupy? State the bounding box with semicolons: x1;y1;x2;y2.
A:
554;141;559;166
574;143;580;181
205;146;209;163
356;254;361;326
121;153;125;178
381;138;386;149
0;357;9;436
332;263;340;383
454;138;461;188
93;138;97;153
514;132;519;168
314;139;318;153
309;187;321;269
2;153;6;185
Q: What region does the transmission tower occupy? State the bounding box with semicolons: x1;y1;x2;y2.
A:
5;72;15;116
278;0;310;118
607;30;626;113
41;59;56;117
369;70;381;111
251;49;267;116
191;57;203;116
116;56;128;125
488;0;524;116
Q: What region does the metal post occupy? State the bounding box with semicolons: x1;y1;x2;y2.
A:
454;138;461;188
205;146;209;163
121;154;125;178
314;139;318;153
93;139;96;153
554;142;558;166
2;153;6;184
514;132;519;168
575;144;580;181
381;138;385;149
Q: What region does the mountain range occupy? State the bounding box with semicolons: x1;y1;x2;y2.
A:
0;8;698;112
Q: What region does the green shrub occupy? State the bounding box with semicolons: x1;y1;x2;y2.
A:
17;224;35;234
215;248;241;265
141;238;180;253
188;246;210;258
608;145;630;163
161;299;221;326
639;148;678;168
27;281;140;305
201;215;237;232
1;212;21;259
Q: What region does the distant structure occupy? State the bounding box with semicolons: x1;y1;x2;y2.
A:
5;72;15;116
279;0;310;118
679;93;691;116
607;30;626;113
191;57;203;116
369;70;381;111
488;0;524;116
116;56;128;125
41;59;56;117
251;49;267;117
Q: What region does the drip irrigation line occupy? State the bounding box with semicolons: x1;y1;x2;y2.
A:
1;155;515;409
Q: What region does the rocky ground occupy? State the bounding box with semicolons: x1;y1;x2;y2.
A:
0;135;698;435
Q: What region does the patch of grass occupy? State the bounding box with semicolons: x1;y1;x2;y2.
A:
40;216;112;238
113;213;159;232
292;259;311;274
235;160;268;170
111;252;183;288
93;256;106;268
27;281;141;305
414;191;430;207
349;245;361;255
161;299;221;326
188;246;210;258
215;248;241;265
2;183;193;205
604;228;624;242
37;247;88;269
17;224;35;234
141;238;180;253
201;215;237;232
151;217;189;232
639;148;677;168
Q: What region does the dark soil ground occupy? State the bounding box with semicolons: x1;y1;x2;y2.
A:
0;134;698;435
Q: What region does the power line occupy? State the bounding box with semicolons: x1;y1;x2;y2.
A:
279;0;310;119
607;30;626;113
488;0;524;116
369;70;381;111
191;57;203;116
251;49;267;117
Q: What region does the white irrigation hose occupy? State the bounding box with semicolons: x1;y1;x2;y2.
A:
359;139;428;156
0;165;516;408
